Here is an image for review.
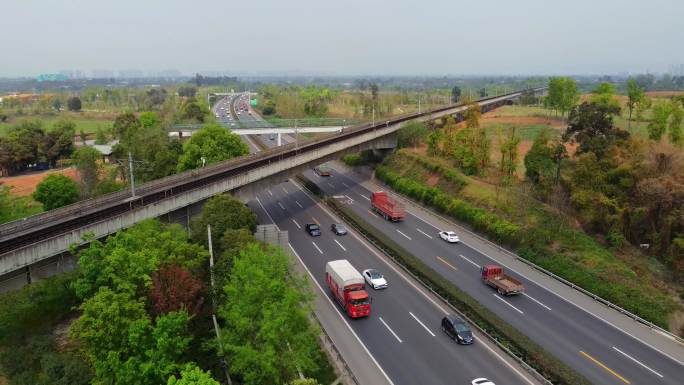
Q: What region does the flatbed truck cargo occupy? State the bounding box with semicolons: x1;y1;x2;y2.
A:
371;191;406;221
325;260;371;318
481;264;524;295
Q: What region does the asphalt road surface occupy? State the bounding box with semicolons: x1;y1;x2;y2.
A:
306;165;684;385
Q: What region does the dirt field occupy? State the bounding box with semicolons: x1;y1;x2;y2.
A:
645;91;684;97
0;168;79;196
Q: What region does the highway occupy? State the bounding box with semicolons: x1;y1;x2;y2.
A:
305;165;684;385
247;177;539;385
211;94;263;153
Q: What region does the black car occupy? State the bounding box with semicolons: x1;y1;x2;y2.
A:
331;223;347;235
305;223;321;236
441;315;473;345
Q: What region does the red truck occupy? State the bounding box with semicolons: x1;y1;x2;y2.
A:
371;191;406;221
481;264;524;296
326;260;371;318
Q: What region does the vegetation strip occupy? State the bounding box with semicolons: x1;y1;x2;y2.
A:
323;195;593;385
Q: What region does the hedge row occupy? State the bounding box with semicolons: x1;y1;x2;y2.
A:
341;153;364;167
326;198;592;385
395;150;468;190
376;165;521;245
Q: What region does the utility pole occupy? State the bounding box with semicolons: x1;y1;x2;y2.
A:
418;95;421;113
207;225;233;385
128;152;136;197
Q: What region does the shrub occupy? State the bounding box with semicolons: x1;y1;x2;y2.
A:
341;153;364;167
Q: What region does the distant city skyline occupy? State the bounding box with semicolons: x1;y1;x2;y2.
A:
2;0;683;77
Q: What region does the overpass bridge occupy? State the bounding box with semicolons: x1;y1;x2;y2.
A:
0;88;544;283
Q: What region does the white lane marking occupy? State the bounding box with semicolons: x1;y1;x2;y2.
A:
268;189;273;196
379;317;403;343
256;197;276;224
292;219;301;229
295;200;303;208
416;228;433;239
523;293;552;311
278;202;286;210
459;254;481;268
342;182;350;188
361;194;371;201
345;195;355;203
493;294;524;314
401;205;684;367
288;244;396;385
396;229;412;240
409;312;436;337
328;182;335;188
289;179;537;385
312;241;323;254
612;346;664;378
282;186;288;194
334;239;347;252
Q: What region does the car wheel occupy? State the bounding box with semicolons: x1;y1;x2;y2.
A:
498;288;505;295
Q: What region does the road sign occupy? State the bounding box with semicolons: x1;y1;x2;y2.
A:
250;99;257;106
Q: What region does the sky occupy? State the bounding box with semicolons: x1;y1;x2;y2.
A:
1;0;683;77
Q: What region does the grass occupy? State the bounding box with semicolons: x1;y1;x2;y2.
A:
0;112;113;137
379;150;680;329
0;193;43;224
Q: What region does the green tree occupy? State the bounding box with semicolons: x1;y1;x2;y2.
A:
43;120;76;167
464;102;481;128
563;102;627;158
113;113;142;145
590;82;620;111
635;95;652;124
95;127;107;145
626;79;645;130
52;98;63;112
499;126;521;183
140;111;161;129
647;102;671;141
544;77;579;118
219;244;319;385
167;364;220;385
32;174;79;210
181;100;206;122
177;124;248;171
397;121;428;148
190;194;257;251
451;86;461;103
67;97;82;112
73;219;207;299
668;100;683;145
73;146;101;198
177;87;198;98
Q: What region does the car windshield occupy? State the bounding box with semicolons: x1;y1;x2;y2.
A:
351;298;369;306
454;323;470;333
336;224;346;231
369;271;382;279
309;224;319;230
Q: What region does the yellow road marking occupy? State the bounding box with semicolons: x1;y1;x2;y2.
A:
436;256;458;272
580;351;630;384
311;216;320;225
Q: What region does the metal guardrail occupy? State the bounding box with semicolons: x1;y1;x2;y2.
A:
311;311;361;385
294;178;551;385
362;168;684;346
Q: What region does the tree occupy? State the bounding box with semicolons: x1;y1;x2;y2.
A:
499;126;521;183
33;174;79;210
113;113;142;145
635;95;652;124
219;244;319;385
647;102;671;141
177;124;248;171
95;127;107;145
73;146;101;198
73;220;207;299
139;111;161;129
524;129;556;186
464;102;481;128
52;98;63;112
397;121;428;148
167;364;220;385
190;194;257;251
563;102;627;158
451;86;461;103
177;87;197;98
181;101;206;122
590;82;620;111
67;97;82;112
43;120;76;167
148;264;205;317
668;100;683;145
544;77;579;118
626;79;645;130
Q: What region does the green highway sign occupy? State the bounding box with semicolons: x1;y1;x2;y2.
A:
250;98;257;106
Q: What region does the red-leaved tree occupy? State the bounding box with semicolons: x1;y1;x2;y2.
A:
149;264;205;316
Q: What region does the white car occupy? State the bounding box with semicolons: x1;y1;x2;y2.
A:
471;379;495;385
439;231;460;243
362;269;388;289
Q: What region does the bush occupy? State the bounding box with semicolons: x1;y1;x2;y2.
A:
326;199;591;385
341;153;364;167
33;174;80;211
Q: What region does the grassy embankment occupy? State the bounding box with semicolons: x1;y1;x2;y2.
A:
374;148;680;330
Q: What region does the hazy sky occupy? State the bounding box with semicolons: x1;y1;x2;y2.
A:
2;0;683;77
